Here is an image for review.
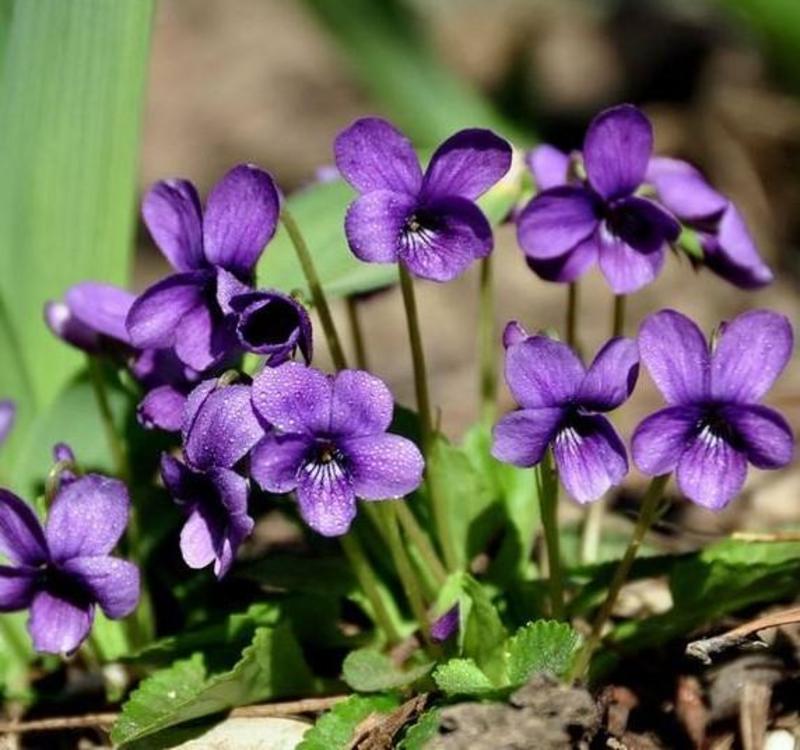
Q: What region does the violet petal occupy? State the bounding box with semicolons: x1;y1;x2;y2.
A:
721;403;794;469
251;362;331;435
342;434;424;499
296;461;357;537
491;407;565;467
344;189;413;264
526;144;569;190
62;556;140;619
250;433;310;493
597;233;664;294
675;431;747;510
0;566;37;611
0;489;48;566
142;179;205;272
330;370;394;438
646;157;727;222
28;589;93;655
631;405;703;476
577;337;639;412
137;385;187;432
504;336;584;408
525;235;599;283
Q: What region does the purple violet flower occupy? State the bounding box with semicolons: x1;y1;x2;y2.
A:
0;476;139;655
229;289;312;366
249;362;425;536
647;157;773;289
0;400;15;447
52;443;78;487
517;105;680;293
632;309;794;510
430;604;459;643
161;454;253;578
127;165;281;371
492;330;639;503
335;118;512;282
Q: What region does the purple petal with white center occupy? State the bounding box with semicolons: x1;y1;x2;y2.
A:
62;556;140;619
638;309;711;405
142;179;205;271
0;400;15;446
646;157;728;222
491;407;565;467
46;475;129;562
183;384;263;471
703;205;773;289
334;117;423;196
296;459;357;537
0;566;36;611
583;104;652;200
526;144;569;190
577;337;639;411
202;164;281;277
0;490;47;566
502;320;529;349
525;235;599;283
250;433;310;493
516;186;600;260
66;283;135;343
126;271;208;350
608;196;680;254
398;196;492;282
344;189;413;264
330;370;394;438
420;128;512;201
137;385;187;432
631;405;704;476
598;233;664;294
676;430;748;510
721;404;794;470
552;414;628;504
710;310;793;404
252;362;331;435
504;336;584;408
28;590;93;655
342;434;424;499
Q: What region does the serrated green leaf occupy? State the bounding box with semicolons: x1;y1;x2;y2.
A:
460;575;508;682
507;620;582;684
432;658;495;696
113;623;314;747
298;693;401;750
398;708;441;749
342;649;432;693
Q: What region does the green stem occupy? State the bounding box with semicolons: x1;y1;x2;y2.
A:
395;503;448;586
612;294;626;337
281;209;347;370
345;296;369;370
566;282;579;349
477;255;496;426
341;533;401;645
0;617;29;664
381;503;434;650
570;474;670;681
87;358;127;481
538;453;564;620
398;264;459;572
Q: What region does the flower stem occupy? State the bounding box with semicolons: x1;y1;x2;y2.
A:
398;264;459;572
281;209;347;370
340;533;401;645
612;294;626;337
381;502;435;650
566;282;579;349
86;358;127;482
395;503;448;586
538;452;565;620
345;295;369;370
570;474;670;681
477;255;496;426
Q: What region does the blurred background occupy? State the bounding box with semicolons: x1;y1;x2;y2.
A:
134;0;799;533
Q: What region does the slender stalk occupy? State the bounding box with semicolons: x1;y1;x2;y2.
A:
612;294;626;337
281;209;347;370
398;264;459;572
477;255;497;426
340;533;400;645
395;503;448;586
565;282;579;349
381;503;434;650
0;618;29;665
86;358;127;481
538;453;564;619
570;474;670;681
345;295;369;370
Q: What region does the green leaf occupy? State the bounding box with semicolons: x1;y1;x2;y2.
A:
432;658;495;697
0;613;33;700
112;623;314;747
398;708;441;750
298;693;401;750
460;574;508;682
0;0;153;467
240;554;356;596
342;649;433;693
507;621;582;684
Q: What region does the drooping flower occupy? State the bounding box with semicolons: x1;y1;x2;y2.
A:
335;118;512;282
647;157;773;289
160;454;253;579
127;165;281;371
492;329;639;503
0;476;139;654
249;362;425;536
229;289;312;366
632;309;794;509
52;443;78;487
517;105;680;293
0;400;15;447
